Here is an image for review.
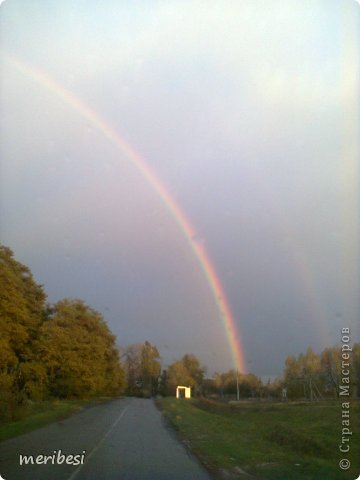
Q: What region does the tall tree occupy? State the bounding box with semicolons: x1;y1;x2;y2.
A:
123;343;142;395
0;245;46;358
299;348;323;400
166;360;194;395
123;341;161;396
165;354;205;396
213;372;225;398
283;355;304;399
140;341;161;396
182;354;205;393
320;346;341;397
0;245;47;417
38;299;125;398
351;343;360;397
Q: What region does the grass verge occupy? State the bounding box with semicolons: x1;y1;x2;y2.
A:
0;397;115;442
157;397;359;480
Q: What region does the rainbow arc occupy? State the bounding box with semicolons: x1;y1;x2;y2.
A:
5;54;246;373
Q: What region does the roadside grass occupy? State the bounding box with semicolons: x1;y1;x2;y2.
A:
157;397;359;480
0;397;116;442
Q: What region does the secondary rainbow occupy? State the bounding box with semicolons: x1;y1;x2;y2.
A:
6;53;246;373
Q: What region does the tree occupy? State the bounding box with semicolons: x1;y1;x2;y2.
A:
140;341;161;396
165;354;205;396
213;372;225;398
263;377;284;400
212;370;262;398
283;346;342;400
299;348;323;400
38;299;125;398
0;245;47;418
166;360;194;396
240;373;262;398
283;355;303;399
123;344;142;395
320;346;341;397
123;341;161;396
218;370;237;396
182;354;205;394
351;343;360;397
0;245;46;358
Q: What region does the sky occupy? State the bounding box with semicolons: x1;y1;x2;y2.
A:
0;0;359;378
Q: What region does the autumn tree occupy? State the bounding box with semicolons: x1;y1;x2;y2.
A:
140;341;161;396
38;299;125;398
263;377;284;400
282;346;354;400
283;354;304;399
298;348;323;400
166;360;194;395
213;370;262;398
0;245;47;418
123;341;161;396
351;343;360;397
320;346;341;397
123;344;142;395
165;354;205;396
240;373;262;397
213;372;225;398
182;354;205;394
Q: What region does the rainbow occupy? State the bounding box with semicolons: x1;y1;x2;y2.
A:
5;53;246;373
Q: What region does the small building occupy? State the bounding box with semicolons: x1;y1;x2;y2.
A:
176;386;191;399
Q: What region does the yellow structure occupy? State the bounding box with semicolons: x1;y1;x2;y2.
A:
176;386;191;399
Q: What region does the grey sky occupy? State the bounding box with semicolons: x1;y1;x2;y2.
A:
0;0;359;377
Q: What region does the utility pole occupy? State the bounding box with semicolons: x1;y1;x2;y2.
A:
236;369;240;401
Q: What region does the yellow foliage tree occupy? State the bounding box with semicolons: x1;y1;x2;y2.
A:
38;299;125;398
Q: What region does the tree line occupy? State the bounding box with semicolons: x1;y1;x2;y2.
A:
282;345;360;400
116;341;360;401
0;245;125;420
121;345;206;398
0;244;211;420
1;244;359;423
201;344;359;401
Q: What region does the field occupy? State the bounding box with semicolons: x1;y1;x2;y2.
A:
157;397;360;480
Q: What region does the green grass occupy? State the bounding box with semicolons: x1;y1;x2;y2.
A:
157;397;360;480
0;397;114;442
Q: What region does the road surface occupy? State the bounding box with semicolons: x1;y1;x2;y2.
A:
0;397;212;480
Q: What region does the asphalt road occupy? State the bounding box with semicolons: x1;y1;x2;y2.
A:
0;397;212;480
